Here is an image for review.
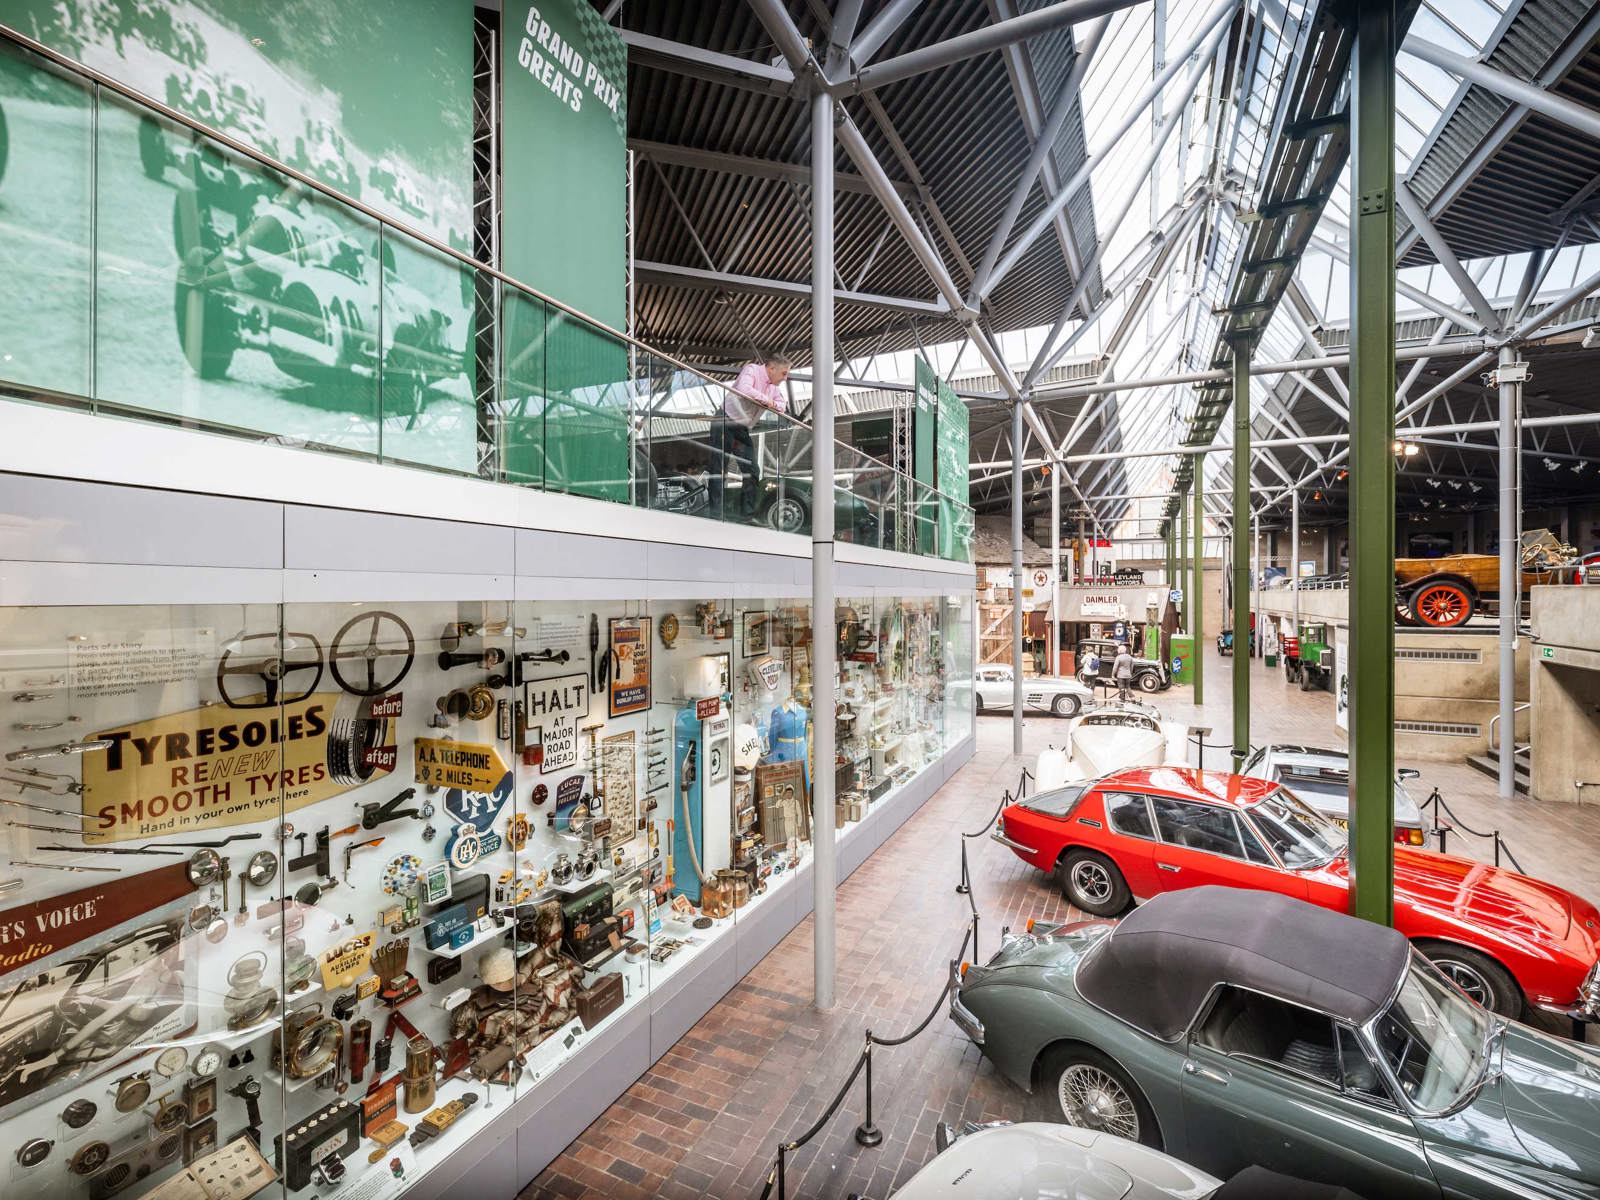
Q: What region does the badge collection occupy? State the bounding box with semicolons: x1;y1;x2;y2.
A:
0;596;952;1198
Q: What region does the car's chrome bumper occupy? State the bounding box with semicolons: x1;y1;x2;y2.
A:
990;828;1034;855
949;962;985;1045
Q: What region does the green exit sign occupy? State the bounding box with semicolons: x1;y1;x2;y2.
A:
1540;646;1556;661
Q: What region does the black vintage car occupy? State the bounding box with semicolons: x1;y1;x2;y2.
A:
1075;637;1169;693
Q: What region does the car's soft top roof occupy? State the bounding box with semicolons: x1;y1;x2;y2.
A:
1075;887;1409;1039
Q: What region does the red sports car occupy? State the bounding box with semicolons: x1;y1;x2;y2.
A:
994;766;1600;1023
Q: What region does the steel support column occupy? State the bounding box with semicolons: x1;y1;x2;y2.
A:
1348;0;1397;926
809;88;838;1012
1497;346;1523;799
1290;487;1300;633
1012;401;1026;756
1180;500;1189;632
1231;342;1252;766
1192;460;1205;708
1050;463;1061;677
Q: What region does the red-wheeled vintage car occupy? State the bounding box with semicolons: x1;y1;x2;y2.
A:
993;766;1600;1023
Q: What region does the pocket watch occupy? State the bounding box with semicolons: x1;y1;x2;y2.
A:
191;1044;223;1079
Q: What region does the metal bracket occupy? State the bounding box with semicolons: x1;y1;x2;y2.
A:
1358;188;1390;216
1488;363;1530;385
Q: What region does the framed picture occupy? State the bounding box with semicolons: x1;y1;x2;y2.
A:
742;609;770;657
710;651;732;696
608;617;652;717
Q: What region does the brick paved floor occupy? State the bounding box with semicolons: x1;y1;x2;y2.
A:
522;645;1600;1200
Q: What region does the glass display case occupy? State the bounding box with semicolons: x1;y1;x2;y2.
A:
0;588;970;1199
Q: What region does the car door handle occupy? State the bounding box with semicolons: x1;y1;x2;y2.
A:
1183;1061;1230;1085
1157;862;1181;873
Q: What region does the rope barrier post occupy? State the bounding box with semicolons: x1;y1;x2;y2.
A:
778;1146;787;1200
854;1032;882;1147
1493;834;1501;868
971;907;980;968
955;838;971;896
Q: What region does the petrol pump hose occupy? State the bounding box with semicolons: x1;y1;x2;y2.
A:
676;740;708;886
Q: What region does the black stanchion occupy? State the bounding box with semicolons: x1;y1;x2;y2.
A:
1420;786;1523;873
954;839;970;896
854;1033;881;1147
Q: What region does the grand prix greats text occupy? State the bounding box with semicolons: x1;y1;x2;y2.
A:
517;5;622;115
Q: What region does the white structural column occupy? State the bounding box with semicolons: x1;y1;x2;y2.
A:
1012;400;1026;756
1496;345;1522;800
1050;461;1061;677
810;88;838;1011
1290;487;1300;632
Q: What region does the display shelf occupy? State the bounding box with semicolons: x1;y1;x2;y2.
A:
263;1065;326;1094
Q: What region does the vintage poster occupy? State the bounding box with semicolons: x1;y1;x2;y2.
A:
741;610;769;657
82;692;395;843
0;865;196;1115
601;731;637;841
608;618;651;717
523;673;590;774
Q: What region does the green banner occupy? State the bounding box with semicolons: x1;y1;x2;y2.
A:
501;1;629;500
0;1;478;471
936;375;970;557
911;356;939;554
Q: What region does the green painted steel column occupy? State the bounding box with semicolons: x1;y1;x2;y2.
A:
1192;460;1204;707
1348;0;1398;926
1179;502;1188;629
1231;341;1252;767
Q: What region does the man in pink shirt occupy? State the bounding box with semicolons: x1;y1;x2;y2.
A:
711;353;789;521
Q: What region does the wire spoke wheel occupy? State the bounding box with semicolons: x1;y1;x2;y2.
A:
1413;582;1471;628
1070;860;1113;906
1058;1065;1139;1140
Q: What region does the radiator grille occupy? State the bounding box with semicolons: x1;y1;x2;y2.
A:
1395;720;1481;737
1396;648;1482;663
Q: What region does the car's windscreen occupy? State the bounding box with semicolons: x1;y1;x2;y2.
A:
1371;955;1491;1112
1244;787;1347;868
1020;783;1091;817
1275;766;1407;809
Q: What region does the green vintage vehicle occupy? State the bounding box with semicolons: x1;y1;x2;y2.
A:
951;887;1600;1198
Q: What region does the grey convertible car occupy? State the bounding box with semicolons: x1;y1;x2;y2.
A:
951;887;1600;1199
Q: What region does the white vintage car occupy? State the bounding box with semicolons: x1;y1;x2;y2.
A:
888;1122;1356;1200
973;666;1092;718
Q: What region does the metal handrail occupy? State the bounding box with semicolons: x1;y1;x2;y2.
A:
0;20;976;529
1487;702;1529;752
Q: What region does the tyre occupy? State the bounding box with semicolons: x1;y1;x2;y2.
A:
1300;668;1316;692
1057;849;1130;916
173;276;237;380
1051;693;1082;718
764;493;809;534
1137;671;1161;693
1411;580;1474;628
1037;1045;1161;1149
974;693;986;715
1417;943;1522;1018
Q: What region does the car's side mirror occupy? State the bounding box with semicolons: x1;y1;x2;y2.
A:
1397;768;1420;781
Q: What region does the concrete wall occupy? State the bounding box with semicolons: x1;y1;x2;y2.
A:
1530;586;1600;806
1255;585;1529;761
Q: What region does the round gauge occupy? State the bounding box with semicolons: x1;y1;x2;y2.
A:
154;1045;188;1078
114;1076;150;1113
192;1046;223;1079
16;1138;52;1168
69;1142;110;1176
61;1098;98;1129
381;853;422;897
152;1099;188;1133
659;613;680;647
